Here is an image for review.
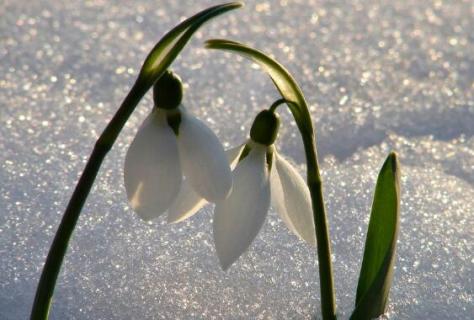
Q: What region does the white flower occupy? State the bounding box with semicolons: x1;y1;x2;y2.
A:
167;139;317;270
124;106;232;221
214;141;317;269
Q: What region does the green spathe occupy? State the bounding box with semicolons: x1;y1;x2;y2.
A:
154;71;183;110
350;152;401;320
250;110;280;146
140;2;243;87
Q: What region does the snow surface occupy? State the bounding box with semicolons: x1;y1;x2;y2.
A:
0;0;473;319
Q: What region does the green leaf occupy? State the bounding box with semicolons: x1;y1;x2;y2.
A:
139;2;242;87
350;152;401;320
205;39;313;138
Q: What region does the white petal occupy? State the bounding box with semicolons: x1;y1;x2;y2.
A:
166;180;206;223
270;152;316;246
226;144;245;169
177;110;232;202
167;144;244;223
124;110;182;221
213;144;271;270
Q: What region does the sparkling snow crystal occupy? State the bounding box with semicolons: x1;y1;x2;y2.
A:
0;0;472;319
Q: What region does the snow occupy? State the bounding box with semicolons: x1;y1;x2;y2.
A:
0;0;472;319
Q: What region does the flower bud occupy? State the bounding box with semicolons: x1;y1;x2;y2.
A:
250;110;280;146
153;70;183;110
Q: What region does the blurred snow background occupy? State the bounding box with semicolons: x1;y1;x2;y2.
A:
0;0;472;319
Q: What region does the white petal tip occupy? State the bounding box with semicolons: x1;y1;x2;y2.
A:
217;255;235;271
166;189;207;224
133;206;166;222
166;215;184;224
208;182;233;202
136;212;157;222
220;263;231;272
166;217;178;224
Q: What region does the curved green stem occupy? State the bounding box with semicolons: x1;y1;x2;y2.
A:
300;121;336;320
205;39;336;320
30;78;149;320
30;4;242;319
282;101;336;320
269;98;287;113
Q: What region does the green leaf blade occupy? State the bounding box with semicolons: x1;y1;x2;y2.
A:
351;152;401;320
139;2;242;87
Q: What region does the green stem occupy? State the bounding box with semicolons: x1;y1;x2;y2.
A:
30;3;243;318
30;77;150;320
269;98;287;113
273;101;336;319
302;132;336;320
289;124;337;320
204;38;336;319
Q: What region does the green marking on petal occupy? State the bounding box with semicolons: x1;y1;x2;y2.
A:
238;144;252;163
139;2;243;88
266;148;274;170
166;110;182;135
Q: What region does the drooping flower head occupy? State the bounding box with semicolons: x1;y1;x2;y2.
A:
213;108;317;269
167;103;317;270
124;71;233;221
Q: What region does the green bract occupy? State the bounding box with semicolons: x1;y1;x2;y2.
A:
153;71;183;110
140;2;242;87
250;110;280;146
350;152;401;320
206;39;313;140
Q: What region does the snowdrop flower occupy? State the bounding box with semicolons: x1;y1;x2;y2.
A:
124;71;232;221
168;108;316;270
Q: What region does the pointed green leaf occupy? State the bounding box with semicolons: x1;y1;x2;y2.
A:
350;152;401;320
139;2;242;87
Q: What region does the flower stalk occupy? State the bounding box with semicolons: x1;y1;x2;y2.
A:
30;3;242;319
272;100;337;320
205;39;337;319
30;77;149;320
